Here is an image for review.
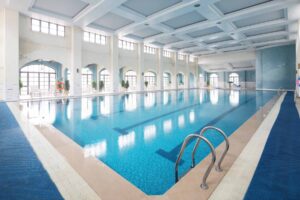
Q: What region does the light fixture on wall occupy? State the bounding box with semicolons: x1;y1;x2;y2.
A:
77;68;79;73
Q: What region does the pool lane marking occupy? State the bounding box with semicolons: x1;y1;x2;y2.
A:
156;96;256;165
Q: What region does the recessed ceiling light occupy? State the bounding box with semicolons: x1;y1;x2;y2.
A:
217;21;222;25
145;23;149;26
194;4;200;7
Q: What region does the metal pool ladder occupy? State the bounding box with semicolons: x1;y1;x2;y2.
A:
174;126;229;189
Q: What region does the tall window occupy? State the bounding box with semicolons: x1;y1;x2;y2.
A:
31;18;64;37
178;54;185;61
229;73;239;86
163;50;172;58
177;73;184;86
144;46;156;54
82;68;93;93
20;65;56;96
210;74;218;88
163;72;171;88
144;72;156;88
189;56;195;62
83;31;106;45
125;70;137;90
99;69;110;92
119;40;135;50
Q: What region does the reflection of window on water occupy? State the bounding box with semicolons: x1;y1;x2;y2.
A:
210;74;218;88
125;94;137;111
210;90;219;105
189;110;195;123
229;90;239;106
163;91;170;105
81;98;92;119
144;125;157;141
84;140;107;158
20;101;56;125
199;89;204;104
100;96;110;115
178;115;185;128
144;93;156;108
163;119;172;133
118;131;135;150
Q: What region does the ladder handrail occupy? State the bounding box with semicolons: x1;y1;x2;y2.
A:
191;126;229;172
175;134;216;189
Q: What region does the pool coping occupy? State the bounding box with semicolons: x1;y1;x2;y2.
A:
9;90;281;200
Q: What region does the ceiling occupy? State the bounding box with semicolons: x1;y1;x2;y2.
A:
3;0;300;71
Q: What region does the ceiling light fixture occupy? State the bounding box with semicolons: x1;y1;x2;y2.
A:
194;4;200;7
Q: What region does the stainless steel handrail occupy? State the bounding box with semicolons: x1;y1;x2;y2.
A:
175;134;216;189
191;126;229;172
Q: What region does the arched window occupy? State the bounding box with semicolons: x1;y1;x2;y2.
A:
163;72;171;88
177;73;184;86
20;64;57;96
229;73;239;86
144;71;156;88
82;68;93;93
99;69;110;92
209;74;218;88
125;70;137;90
189;73;195;88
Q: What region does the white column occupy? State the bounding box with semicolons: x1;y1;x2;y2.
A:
186;56;190;89
137;42;144;91
157;48;163;90
110;35;119;93
0;9;19;101
70;26;82;96
173;52;178;90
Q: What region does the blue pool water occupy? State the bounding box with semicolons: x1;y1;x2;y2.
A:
22;89;276;195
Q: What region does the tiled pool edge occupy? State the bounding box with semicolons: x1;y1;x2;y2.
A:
208;92;286;200
9;92;281;200
7;103;101;200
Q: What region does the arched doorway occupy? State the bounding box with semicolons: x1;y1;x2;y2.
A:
189;73;195;88
19;61;61;97
176;73;184;88
144;71;156;90
209;73;218;88
99;69;110;92
199;74;204;87
163;72;171;89
125;70;137;91
229;73;239;86
82;68;93;93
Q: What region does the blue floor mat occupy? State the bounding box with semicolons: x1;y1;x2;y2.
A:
244;92;300;200
0;103;63;200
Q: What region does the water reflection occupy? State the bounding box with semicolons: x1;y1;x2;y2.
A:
125;94;137;111
81;98;92;119
163;92;170;105
100;96;111;115
83;140;107;158
178;115;185;128
144;125;157;141
20;101;56;125
144;93;156;108
163;119;172;133
229;90;239;106
189;110;195;123
118;131;135;150
210;90;219;105
199;89;204;104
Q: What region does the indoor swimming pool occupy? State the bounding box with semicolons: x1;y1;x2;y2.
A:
20;89;276;195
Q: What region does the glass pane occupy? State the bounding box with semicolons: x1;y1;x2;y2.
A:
49;23;57;35
84;32;89;42
41;21;49;34
95;35;100;44
90;33;95;43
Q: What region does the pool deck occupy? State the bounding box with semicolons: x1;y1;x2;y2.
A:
7;91;282;200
